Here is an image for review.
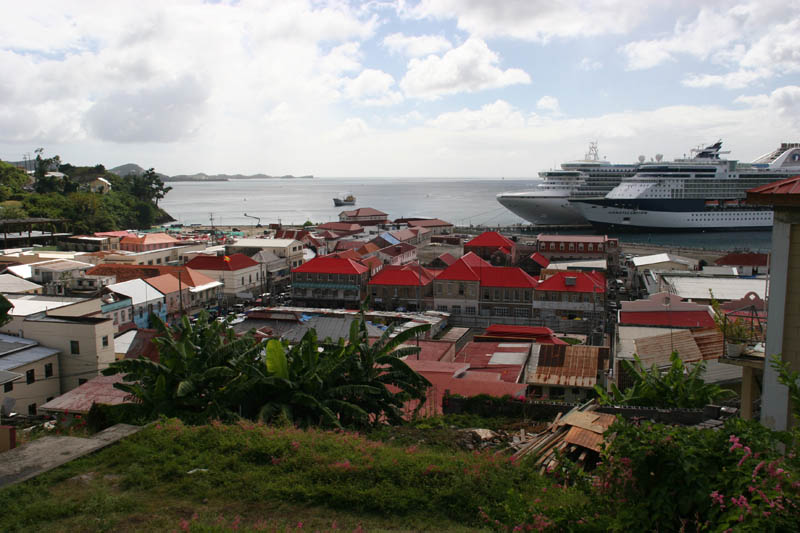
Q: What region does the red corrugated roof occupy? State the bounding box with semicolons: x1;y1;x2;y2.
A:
186;253;258;271
748;175;800;195
715;252;769;267
379;242;416;257
464;231;515;249
485;324;555;336
619;310;716;329
479;266;538;288
39;374;130;414
531;252;550;267
536;234;611;243
293;255;368;274
368;264;435;286
317;222;363;232
340;207;387;217
407;218;453;228
436;253;457;266
332;249;362;261
537;271;605;293
435;252;490;281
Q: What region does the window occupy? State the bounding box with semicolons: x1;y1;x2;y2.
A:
451;305;461;315
70;340;80;354
102;336;109;348
45;363;53;378
4;382;12;393
28;403;37;415
465;306;476;315
156;258;162;264
26;369;35;384
436;305;448;312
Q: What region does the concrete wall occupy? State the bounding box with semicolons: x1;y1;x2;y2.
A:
0;353;60;416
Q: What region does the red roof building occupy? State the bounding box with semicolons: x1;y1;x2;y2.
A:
185;254;261;303
535;234;620;267
463;231;517;265
378;242;417;266
429;252;457;268
476;324;568;345
536;271;605;293
338;207;389;225
532;271;606;333
186;253;257;272
291;256;371;309
120;232;180;252
369;263;436;312
316;222;363;235
714;252;770;275
406;218;454;234
618;292;715;329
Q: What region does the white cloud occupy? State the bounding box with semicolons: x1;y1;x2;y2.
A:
400;38;530;100
426;100;526;130
330;117;370;141
382;32;452;57
406;0;651;42
536;96;560;114
343;69;403;106
620;1;800;88
578;57;602;71
736;85;800;126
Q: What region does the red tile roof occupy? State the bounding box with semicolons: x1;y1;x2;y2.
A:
317;222;363;232
340;207;387;217
293;255;368;275
464;231;515;249
714;252;769;267
368;264;436;286
360;255;383;273
537;271;605;293
619;310;716;329
186;253;258;271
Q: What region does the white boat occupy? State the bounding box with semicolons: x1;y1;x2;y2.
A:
570;142;800;232
496;142;639;225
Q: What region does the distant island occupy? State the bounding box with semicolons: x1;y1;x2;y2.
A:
108;164;312;182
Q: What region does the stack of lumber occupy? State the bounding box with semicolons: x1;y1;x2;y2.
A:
511;400;616;472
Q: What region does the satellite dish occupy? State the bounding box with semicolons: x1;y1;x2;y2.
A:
655;153;663;162
638;155;645;163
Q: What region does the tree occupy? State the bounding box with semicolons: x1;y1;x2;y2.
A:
33;148;62;194
130;168;172;205
594;352;735;408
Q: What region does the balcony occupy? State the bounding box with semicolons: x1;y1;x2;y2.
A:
294;281;360;291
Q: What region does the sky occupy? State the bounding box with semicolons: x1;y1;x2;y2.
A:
1;0;799;177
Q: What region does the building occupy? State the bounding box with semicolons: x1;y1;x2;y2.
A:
428;252;457;269
463;231;517;265
40;374;129;416
27;259;96;295
432;253;487;318
5;315;115;393
534;234;620;267
86;242;206;266
405;218;454;235
533;271;606;334
225;238;305;269
377;243;417;266
119;232;180;253
251;250;292;294
0;334;60;416
315;222;363;236
0;274;42;294
59;235;115;252
714;252;770;276
618;292;717;329
104;279;167;328
185;253;261;303
291;256;370;309
368;263;436;311
99;292;133;332
145;274;192;322
631;253;697;272
88;177;111;194
659;273;767;304
745;176;800;430
525;344;608;402
338;207;389;226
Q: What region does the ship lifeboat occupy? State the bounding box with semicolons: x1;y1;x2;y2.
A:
705;200;719;207
724;200;740;207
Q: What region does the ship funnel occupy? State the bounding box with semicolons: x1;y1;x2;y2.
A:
655;153;663;162
638;155;645;163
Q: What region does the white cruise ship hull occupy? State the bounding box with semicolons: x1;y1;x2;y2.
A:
496;193;586;225
571;199;773;232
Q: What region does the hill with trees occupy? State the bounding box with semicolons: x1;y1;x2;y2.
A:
0;150;174;234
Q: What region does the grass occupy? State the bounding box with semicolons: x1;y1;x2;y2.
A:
0;418;582;532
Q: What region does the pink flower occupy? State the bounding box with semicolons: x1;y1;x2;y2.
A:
292;441;300;450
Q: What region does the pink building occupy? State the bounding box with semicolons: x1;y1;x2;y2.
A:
119;233;180;252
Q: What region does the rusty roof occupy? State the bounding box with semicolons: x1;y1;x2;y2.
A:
527;344;605;388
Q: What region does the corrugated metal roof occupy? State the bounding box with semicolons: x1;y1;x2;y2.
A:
0;274;41;292
40;374;130;414
526;344;604;388
0;369;22;385
0;344;59;371
107;278;165;305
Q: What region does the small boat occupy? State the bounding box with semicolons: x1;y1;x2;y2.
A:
333;193;356;206
705;200;719;207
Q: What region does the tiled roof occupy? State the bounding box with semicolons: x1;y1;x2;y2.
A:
407;218;453;228
435;252;490;281
379;242;416;257
186;253;258;271
536;234;612;243
293;255;368;275
334;240;363;251
356;242;380;255
537;271;605;293
332;249;362;261
618;310;716;329
464;231;515;249
360;255;383;272
388;228;416;242
317;222;363;232
368;264;436;286
39;374;130;414
715;252;769;267
340;207;387;217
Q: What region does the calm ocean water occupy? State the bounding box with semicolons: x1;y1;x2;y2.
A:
159;177;772;252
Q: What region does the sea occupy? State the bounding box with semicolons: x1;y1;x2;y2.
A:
158;177;772;252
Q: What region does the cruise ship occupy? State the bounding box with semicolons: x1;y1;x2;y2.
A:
496;142;639;225
569;142;800;232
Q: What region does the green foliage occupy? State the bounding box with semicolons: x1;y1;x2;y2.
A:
711;289;754;342
103;310;432;430
594;351;735;408
772;354;800;424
